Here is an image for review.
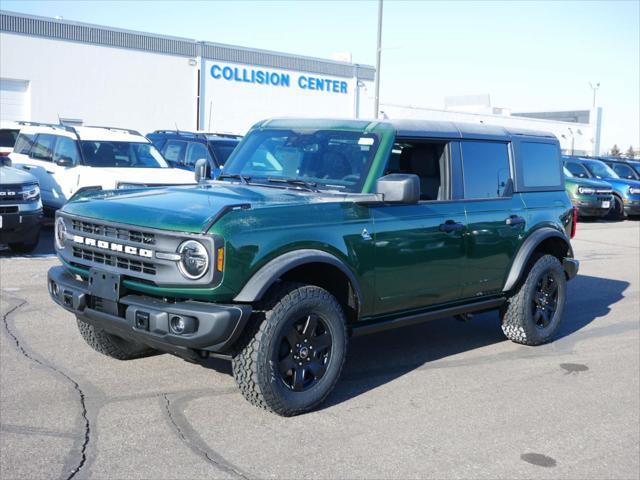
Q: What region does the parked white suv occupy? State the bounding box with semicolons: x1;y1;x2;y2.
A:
10;123;196;213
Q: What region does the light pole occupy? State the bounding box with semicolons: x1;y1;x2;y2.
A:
589;82;600;108
373;0;383;118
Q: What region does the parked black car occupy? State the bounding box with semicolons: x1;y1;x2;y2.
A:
147;130;242;177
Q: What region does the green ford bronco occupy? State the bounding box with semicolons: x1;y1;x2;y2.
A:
48;118;579;416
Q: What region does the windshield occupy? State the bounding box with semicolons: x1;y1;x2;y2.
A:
80;141;168;168
222;129;379;192
563;166;573;177
209;141;239;165
611;162;639;180
585;161;619;179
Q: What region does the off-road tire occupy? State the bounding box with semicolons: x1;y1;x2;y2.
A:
607;196;625;221
501;254;567;346
76;318;155;360
232;282;348;416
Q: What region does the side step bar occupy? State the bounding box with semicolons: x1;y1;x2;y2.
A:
350;297;506;337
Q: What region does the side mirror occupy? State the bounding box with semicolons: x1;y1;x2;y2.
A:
194;158;211;183
376;174;420;204
0;155;12;167
55;156;73;167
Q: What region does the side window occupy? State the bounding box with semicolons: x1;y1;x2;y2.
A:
386;140;448;201
53;137;80;165
162;140;187;164
519;142;562;188
30;134;56;161
566;162;588;178
13;133;36;155
185;142;211;167
461;141;510;199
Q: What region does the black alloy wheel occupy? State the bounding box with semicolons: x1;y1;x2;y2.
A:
277;314;332;392
531;272;558;329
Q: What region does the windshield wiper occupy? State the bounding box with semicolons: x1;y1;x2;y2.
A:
218;173;251;184
266;177;320;192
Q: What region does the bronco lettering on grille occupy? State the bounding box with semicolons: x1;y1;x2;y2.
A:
72;235;153;258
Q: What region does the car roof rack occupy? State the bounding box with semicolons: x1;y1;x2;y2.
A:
15;121;75;132
82;125;142;136
150;129;202;138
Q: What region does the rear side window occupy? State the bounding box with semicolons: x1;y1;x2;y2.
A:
13;133;35;155
461;141;511;199
30;134;56;161
519;142;562;188
53;137;80;165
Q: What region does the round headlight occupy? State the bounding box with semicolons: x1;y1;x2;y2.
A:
177;240;209;279
55;217;67;250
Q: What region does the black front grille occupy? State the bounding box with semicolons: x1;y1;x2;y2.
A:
0;206;19;214
72;246;156;275
71;219;155;245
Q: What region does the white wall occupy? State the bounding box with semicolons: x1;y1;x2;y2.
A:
380;103;597;156
0;32;198;134
201;59;371;134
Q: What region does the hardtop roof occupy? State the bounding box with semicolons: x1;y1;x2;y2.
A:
256;118;557;141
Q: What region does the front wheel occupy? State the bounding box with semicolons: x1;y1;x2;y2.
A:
607;196;625;221
501;254;567;346
232;283;348;416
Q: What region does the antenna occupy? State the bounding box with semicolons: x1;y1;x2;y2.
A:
208;100;213;132
175;122;180;133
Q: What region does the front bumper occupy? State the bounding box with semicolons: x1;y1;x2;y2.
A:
571;195;612;217
47;266;251;358
0;209;43;243
623;199;640;215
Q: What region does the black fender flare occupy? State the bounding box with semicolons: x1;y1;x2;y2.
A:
233;249;362;311
502;227;573;292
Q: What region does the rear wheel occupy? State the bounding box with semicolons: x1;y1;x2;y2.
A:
76;318;156;360
501;254;566;346
232;282;347;416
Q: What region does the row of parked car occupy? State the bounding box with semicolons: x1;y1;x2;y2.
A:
563;155;640;219
0;121;242;252
1;120;639;254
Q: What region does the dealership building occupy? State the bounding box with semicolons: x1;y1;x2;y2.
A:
1;10;601;155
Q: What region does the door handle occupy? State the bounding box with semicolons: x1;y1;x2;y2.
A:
21;165;32;170
505;215;526;226
439;220;465;233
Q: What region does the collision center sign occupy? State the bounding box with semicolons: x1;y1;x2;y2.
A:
210;63;348;94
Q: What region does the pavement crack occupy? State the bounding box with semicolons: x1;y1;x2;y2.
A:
161;393;253;480
2;300;90;480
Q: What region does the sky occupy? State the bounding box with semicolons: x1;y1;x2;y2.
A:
2;0;639;151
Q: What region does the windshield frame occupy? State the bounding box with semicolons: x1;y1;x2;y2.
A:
220;128;382;193
79;140;169;168
563;166;573;178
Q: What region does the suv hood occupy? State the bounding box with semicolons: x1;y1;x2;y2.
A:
0;166;38;185
62;182;348;233
565;176;612;189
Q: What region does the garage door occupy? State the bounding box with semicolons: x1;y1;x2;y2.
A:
0;78;29;121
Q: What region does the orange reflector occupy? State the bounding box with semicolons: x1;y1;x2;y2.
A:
217;247;224;272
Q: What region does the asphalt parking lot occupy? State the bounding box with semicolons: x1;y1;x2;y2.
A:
1;220;638;480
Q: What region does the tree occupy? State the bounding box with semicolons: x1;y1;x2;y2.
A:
626;145;635;158
610;144;621;157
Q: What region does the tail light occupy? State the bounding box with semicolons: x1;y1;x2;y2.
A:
570;207;578;239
